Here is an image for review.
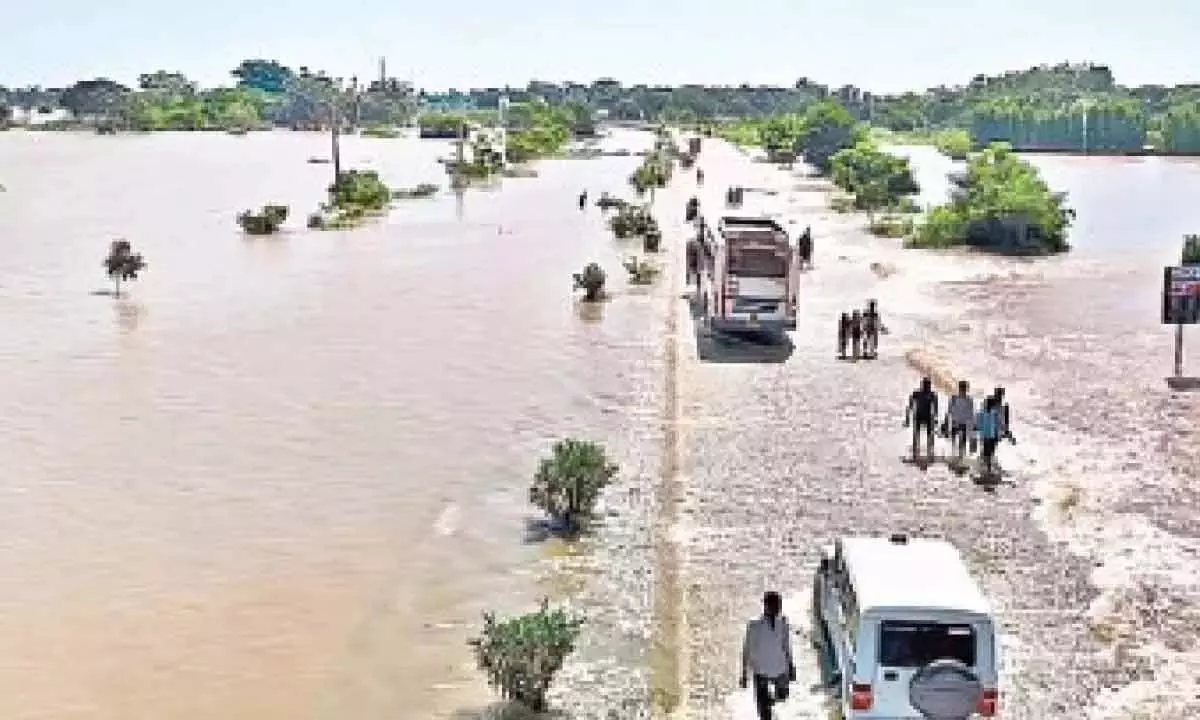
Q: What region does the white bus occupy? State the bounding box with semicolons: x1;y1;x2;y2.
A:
812;534;1000;719
695;215;799;336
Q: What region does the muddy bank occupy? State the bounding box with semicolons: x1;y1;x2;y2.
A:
666;140;1191;719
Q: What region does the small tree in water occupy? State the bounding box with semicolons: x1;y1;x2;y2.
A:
103;239;146;298
469;599;583;713
572;263;607;302
528;438;618;534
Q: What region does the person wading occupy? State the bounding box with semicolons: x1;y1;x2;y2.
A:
686;235;701;290
905;377;940;460
837;312;851;359
862;299;882;358
849;310;864;360
976;395;1002;477
740;591;795;720
798;226;813;270
944;380;976;465
992;386;1015;443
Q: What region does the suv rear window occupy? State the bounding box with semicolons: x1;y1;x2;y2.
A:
878;621;976;667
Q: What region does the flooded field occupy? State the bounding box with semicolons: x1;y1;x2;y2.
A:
0;128;1197;720
0;129;667;720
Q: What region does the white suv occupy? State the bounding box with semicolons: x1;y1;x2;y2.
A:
811;534;1000;719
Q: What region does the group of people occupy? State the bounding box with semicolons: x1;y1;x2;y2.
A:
837;300;883;360
905;377;1015;476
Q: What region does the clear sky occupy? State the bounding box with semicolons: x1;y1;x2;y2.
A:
4;0;1198;92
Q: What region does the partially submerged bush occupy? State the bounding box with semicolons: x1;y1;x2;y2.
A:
623;256;660;285
103;239;146;298
469;599;583;713
643;228;662;252
609;204;657;239
572;263;607;303
309;171;392;230
391;183;439;199
329;170;391;212
528;438;618;532
237;204;289;235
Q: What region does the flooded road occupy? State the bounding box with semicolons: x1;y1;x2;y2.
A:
0;129;664;720
663;142;1200;719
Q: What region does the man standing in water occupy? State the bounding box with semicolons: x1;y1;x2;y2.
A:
904;377;940;460
945;380;976;466
862;300;882;358
740;591;795;720
849;310;864;360
837;312;851;359
992;386;1015;443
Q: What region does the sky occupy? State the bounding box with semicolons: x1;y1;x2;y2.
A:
4;0;1198;93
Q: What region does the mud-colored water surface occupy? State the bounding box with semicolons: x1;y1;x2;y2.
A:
0;129;664;720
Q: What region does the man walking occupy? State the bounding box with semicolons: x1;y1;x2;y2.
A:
740;591;795;720
976;395;1002;478
904;377;939;460
945;380;976;466
862;299;882;358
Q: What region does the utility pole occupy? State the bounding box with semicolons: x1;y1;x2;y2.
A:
330;79;342;183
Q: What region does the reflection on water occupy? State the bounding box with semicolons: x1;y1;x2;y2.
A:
0;129;654;720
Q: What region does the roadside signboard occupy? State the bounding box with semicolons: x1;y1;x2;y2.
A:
1163;264;1200;324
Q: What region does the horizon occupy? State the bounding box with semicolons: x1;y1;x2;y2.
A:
5;0;1199;94
2;59;1197;97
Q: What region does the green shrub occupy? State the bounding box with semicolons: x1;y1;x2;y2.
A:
469;600;583;713
528;438;617;533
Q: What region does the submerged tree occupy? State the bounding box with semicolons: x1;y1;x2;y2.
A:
103;239;146;297
528;438;618;533
572;263;608;303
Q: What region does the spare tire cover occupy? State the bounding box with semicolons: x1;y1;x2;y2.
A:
907;659;983;720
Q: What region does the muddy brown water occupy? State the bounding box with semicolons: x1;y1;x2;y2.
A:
0;129;663;720
1;131;1197;720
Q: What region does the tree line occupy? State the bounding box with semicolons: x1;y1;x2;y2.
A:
4;60;1199;152
713;99;1073;254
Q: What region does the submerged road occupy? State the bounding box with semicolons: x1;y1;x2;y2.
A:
662;140;1153;720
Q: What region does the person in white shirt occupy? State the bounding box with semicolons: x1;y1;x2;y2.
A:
740;591;795;720
945;380;976;465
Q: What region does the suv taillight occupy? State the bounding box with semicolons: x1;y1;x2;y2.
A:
978;687;998;716
850;683;873;710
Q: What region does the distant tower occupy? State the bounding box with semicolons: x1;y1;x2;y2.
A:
379;57;387;87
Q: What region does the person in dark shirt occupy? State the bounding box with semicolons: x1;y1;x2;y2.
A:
837;312;850;358
686;237;701;289
862;300;882;358
991;386;1014;442
849;310;863;360
798;227;813;270
905;377;940;460
578;190;588;209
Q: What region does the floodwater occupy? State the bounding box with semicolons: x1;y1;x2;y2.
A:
0;129;661;720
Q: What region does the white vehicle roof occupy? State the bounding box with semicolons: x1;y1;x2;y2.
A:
840;536;992;616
